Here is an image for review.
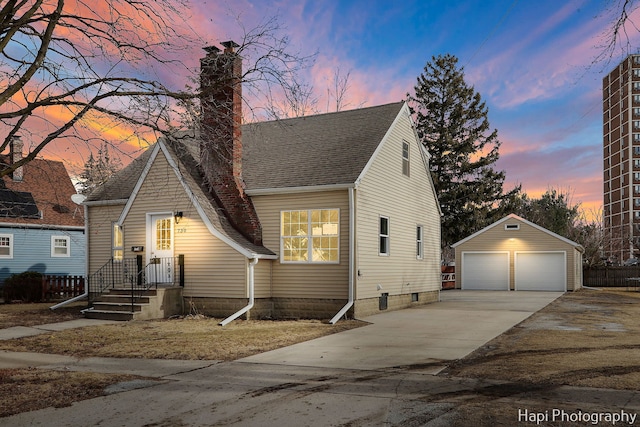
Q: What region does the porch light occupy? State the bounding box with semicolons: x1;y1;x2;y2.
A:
174;211;183;224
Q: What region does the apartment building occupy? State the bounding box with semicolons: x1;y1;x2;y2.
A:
603;54;640;263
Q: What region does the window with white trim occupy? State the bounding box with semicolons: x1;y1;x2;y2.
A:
416;225;423;259
112;223;124;261
281;209;339;263
51;236;70;257
379;216;390;256
402;141;410;176
0;234;13;258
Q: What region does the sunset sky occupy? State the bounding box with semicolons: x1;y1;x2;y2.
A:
36;0;640;218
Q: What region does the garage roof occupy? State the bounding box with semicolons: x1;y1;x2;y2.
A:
451;213;584;252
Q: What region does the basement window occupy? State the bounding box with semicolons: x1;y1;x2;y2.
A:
504;224;520;231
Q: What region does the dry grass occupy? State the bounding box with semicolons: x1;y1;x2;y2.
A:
0;368;148;418
445;289;640;390
0;307;365;418
0;301;85;328
0;317;365;360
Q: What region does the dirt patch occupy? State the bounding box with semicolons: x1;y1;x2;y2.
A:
444;289;640;391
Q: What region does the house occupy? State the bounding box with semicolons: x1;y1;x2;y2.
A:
451;214;583;292
84;42;442;322
0;137;86;286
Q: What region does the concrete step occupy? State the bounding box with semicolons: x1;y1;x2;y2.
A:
107;288;158;297
97;295;151;304
84;309;134;321
92;302;146;312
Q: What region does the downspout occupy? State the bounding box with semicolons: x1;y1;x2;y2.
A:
50;204;90;310
219;257;258;326
330;187;355;324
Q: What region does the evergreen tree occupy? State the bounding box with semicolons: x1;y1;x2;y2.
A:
410;54;519;253
77;144;122;195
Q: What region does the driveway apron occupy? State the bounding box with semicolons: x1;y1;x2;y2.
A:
239;290;562;373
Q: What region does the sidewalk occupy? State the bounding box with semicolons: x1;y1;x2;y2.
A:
0;318;119;341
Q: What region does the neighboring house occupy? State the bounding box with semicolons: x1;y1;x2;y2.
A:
452;214;584;292
85;42;442;322
0;137;86;285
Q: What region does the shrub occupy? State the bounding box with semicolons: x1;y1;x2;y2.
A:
3;271;44;303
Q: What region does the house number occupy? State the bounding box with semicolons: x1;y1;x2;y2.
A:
176;228;187;233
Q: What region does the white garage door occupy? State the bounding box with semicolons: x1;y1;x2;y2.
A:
461;252;509;290
515;252;566;291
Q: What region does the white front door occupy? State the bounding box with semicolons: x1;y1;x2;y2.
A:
148;213;174;284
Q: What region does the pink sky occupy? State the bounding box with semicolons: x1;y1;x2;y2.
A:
12;0;640;222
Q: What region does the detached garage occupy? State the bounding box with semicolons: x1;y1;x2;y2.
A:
452;214;583;291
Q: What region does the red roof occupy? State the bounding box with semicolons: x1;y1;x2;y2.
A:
1;155;84;228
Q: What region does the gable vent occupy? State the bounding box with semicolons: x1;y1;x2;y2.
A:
505;224;520;230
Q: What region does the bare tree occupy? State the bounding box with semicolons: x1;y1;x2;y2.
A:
595;0;640;65
0;0;202;177
1;2;316;177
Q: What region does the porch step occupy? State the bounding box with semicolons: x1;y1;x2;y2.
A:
83;309;135;321
84;288;158;321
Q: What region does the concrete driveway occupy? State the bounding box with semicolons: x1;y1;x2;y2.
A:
240;290;562;373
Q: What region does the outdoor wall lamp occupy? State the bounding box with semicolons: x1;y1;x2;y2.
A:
174;211;183;224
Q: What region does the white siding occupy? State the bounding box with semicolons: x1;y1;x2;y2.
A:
355;106;441;300
121;152;248;298
252;190;350;298
87;204;125;275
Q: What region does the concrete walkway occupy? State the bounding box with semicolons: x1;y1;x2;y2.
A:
240;290;563;373
0;291;562;373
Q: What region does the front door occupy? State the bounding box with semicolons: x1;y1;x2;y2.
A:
148;213;174;284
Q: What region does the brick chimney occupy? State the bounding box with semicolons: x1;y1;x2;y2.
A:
10;135;24;182
199;42;262;246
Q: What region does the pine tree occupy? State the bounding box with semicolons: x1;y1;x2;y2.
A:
410;54;519;253
77;144;122;195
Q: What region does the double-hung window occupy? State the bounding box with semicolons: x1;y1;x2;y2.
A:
112;223;124;261
0;234;13;258
281;209;339;263
379;216;390;256
402;141;410;176
51;236;70;257
416;225;423;259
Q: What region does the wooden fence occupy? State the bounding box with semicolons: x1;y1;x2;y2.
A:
42;275;85;301
583;266;640;288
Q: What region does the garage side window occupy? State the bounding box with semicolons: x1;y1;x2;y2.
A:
0;234;13;258
281;209;339;263
379;216;390;256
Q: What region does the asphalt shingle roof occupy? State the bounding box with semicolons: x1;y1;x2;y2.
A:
242;102;404;190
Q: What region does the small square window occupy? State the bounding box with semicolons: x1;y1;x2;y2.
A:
0;234;13;258
51;236;70;257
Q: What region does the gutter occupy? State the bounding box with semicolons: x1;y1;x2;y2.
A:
219;258;258;326
330;187;355;324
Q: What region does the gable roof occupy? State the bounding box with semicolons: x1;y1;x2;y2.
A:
242;102;405;192
0;155;84;228
451;213;584;251
85;102;409;256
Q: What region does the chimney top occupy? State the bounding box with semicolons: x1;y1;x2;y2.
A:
203;46;221;55
221;40;240;53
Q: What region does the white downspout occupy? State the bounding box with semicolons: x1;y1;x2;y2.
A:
330;187;355;324
50;204;90;311
219;257;258;326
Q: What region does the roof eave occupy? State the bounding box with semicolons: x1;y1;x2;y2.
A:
246;183;354;196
